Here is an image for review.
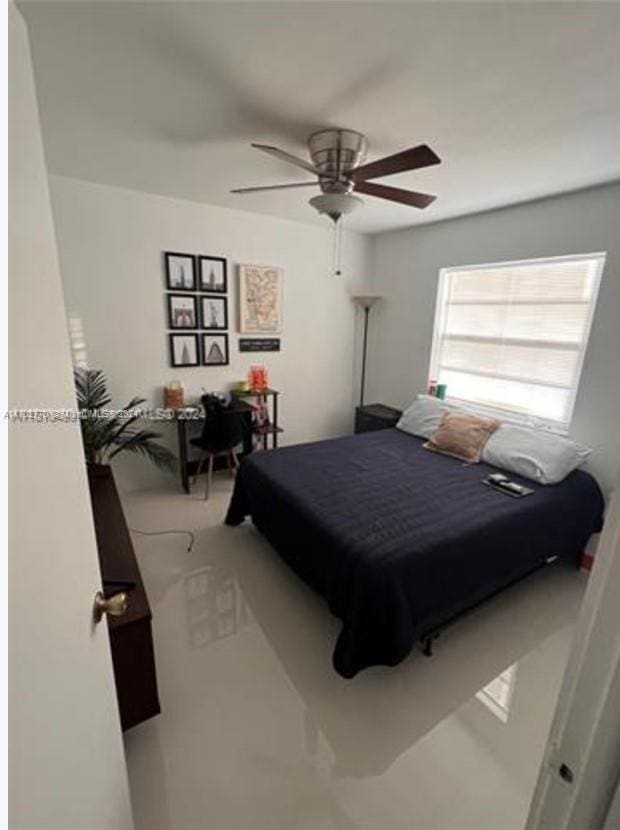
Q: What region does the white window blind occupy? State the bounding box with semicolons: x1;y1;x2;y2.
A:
429;253;605;429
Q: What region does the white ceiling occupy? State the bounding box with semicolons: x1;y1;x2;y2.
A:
21;1;620;234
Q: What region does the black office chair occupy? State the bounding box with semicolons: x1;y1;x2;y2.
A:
190;395;246;500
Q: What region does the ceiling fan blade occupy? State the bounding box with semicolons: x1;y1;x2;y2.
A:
251;143;325;176
349;144;441;182
231;182;319;194
354;180;436;209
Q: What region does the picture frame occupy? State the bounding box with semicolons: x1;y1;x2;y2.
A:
167;294;198;329
164;251;196;291
202;333;229;366
198;256;227;294
238;263;283;334
169;333;200;367
200;295;228;331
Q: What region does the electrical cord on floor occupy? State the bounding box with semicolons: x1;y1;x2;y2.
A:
128;527;195;552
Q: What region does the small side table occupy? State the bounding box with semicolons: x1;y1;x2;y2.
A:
232;388;283;450
355;403;402;434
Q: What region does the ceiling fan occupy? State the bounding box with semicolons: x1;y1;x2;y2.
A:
231;128;441;222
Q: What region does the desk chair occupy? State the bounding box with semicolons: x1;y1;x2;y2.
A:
190;396;246;500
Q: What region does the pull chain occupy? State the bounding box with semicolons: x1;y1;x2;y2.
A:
333;217;342;276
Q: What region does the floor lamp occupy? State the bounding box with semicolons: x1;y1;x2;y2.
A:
352;295;382;407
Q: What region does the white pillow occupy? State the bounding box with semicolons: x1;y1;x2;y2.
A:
396;395;457;439
482;425;591;485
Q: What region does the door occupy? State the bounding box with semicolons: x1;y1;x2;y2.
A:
8;6;134;829
526;473;620;830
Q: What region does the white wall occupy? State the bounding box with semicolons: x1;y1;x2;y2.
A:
367;183;620;493
49;176;371;491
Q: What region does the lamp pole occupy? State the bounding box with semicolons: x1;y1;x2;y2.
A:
360;305;370;407
352;295;381;408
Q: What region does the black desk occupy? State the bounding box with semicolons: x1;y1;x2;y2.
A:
174;401;254;494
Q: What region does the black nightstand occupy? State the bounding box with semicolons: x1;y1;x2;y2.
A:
355;403;402;434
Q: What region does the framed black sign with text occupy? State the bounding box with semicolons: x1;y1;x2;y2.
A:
238;338;281;352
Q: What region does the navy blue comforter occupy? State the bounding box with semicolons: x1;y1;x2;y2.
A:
225;429;604;677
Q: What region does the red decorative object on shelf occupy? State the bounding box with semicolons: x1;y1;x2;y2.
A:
249;365;269;392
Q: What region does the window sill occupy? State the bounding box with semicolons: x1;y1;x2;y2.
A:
442;396;570;436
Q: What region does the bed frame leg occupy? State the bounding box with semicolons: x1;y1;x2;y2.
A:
422;633;439;657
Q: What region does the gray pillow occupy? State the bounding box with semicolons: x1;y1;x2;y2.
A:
396;395;458;439
482;425;591;485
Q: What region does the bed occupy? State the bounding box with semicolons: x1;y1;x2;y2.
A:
225;428;604;678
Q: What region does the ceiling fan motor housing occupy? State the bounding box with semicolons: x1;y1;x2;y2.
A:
308;129;367;220
308;129;368;192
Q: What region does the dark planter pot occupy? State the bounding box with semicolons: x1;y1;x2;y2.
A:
87;462;114;482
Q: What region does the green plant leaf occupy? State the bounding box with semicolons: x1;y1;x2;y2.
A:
74;368;176;472
74;367;111;411
108;429;177;470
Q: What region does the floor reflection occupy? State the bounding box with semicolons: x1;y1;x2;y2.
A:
122;483;585;830
225;530;580;778
476;664;517;723
185;564;249;649
124;720;171;830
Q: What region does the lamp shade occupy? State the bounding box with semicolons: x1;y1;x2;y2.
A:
309;192;363;222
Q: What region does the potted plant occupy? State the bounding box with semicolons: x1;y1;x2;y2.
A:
74;367;176;477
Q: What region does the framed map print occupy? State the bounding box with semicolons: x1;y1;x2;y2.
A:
238;264;283;334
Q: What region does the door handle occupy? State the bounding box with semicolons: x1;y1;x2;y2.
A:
93;590;129;623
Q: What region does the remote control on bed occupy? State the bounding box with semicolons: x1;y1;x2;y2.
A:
483;474;534;498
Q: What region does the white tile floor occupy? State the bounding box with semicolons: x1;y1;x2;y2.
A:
122;474;585;830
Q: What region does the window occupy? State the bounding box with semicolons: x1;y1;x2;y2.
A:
429;253;605;430
67;313;88;368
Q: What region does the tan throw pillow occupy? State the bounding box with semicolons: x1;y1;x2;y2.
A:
424;411;501;463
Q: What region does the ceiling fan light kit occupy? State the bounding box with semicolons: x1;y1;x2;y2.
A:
309;192;364;222
232;128;441;273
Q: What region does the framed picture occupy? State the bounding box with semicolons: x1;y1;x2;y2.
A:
169;333;199;367
238;264;283;334
202;333;229;366
198;256;227;294
167;294;198;329
200;295;228;330
164;251;196;291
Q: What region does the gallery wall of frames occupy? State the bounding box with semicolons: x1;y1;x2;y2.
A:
164;252;283;368
165;251;229;368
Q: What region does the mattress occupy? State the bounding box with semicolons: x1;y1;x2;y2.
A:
225;428;604;678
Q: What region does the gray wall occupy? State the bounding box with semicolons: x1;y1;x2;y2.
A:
368;182;620;492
